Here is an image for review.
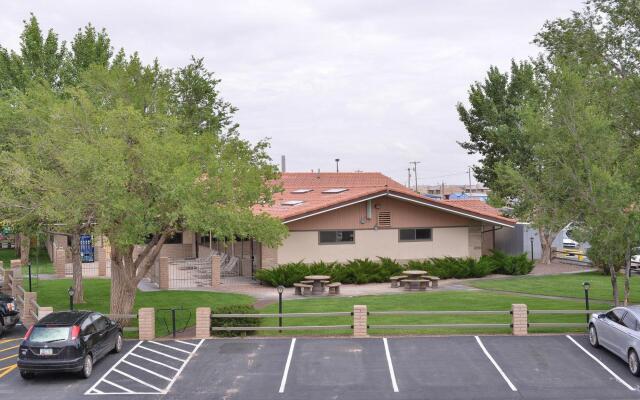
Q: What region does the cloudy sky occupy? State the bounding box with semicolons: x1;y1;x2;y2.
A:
1;1;584;185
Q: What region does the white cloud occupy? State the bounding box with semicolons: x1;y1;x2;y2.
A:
0;0;584;184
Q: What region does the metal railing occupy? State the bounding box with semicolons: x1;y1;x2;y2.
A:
368;310;512;330
528;309;603;328
210;311;353;332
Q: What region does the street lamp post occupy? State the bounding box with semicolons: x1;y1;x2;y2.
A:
28;262;32;292
530;237;534;262
68;286;75;311
277;285;284;332
583;281;591;323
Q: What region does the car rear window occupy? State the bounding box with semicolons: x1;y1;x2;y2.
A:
29;326;70;342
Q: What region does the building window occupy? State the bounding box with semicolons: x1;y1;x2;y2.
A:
399;228;432;242
319;230;355;244
165;232;183;244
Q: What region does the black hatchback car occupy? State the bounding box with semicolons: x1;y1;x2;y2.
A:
18;311;123;379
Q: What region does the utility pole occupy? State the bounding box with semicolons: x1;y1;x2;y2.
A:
407;168;412;188
409;161;420;192
335;158;340;173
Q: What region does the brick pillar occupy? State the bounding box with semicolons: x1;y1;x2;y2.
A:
138;307;155;340
1;266;10;295
211;255;221;287
159;257;169;290
195;307;211;339
353;305;368;338
54;247;66;278
22;292;37;327
38;306;53;320
11;269;23;300
97;247;107;277
512;303;528;336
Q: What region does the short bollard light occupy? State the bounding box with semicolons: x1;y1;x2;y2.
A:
583;281;591;323
68;286;75;311
277;285;285;332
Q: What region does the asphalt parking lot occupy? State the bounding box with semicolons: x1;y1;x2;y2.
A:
0;334;639;399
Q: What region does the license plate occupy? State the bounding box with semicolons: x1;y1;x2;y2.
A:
39;348;53;356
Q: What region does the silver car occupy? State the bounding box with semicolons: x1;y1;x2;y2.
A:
589;306;640;376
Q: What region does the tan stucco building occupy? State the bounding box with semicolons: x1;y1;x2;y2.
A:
254;172;515;268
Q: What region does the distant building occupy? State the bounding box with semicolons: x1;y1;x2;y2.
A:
418;184;490;201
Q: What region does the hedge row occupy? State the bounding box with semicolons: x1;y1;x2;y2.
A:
255;251;534;287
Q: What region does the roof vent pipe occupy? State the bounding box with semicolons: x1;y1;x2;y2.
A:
281;155;286;173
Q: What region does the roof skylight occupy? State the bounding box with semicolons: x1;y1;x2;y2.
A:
282;200;304;206
322;188;348;194
291;189;313;194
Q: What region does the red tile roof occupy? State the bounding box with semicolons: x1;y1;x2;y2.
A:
256;172;516;226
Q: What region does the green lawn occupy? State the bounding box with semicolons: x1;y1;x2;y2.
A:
0;247;55;275
33;279;254;338
469;271;631;303
253;290;594;336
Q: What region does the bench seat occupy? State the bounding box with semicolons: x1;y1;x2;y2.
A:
327;282;341;295
293;282;312;296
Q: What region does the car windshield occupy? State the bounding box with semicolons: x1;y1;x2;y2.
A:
29;326;70;343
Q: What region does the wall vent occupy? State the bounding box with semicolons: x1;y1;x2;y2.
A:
377;211;391;227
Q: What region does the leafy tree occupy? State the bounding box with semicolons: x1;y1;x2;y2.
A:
533;0;640;304
0;15;115;302
456;60;571;263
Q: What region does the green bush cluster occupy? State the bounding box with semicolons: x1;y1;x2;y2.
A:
210;304;260;337
255;251;534;287
255;257;403;287
407;251;534;279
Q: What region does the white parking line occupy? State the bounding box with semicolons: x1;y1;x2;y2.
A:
113;369;164;392
101;379;134;394
163;339;205;394
175;340;197;347
128;352;180;371
383;338;399;393
85;339;203;396
278;338;296;393
475;336;517;392
138;345;186;362
148;341;192;354
121;360;172;381
566;335;636;391
85;341;142;395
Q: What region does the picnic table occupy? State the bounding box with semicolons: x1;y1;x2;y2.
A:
304;275;331;295
402;270;427;278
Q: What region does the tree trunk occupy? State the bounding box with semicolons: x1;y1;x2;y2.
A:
624;244;632;306
109;232;168;325
70;232;84;304
19;233;30;265
15;233;20;258
609;260;619;307
539;227;555;264
109;246;138;325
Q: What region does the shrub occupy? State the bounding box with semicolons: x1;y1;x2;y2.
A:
210;304;260;337
487;250;534;275
254;252;533;286
256;257;402;287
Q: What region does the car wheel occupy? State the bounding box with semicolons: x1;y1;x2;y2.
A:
112;332;123;354
79;354;93;379
19;370;35;380
629;350;640;377
588;324;599;348
0;320;4;338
